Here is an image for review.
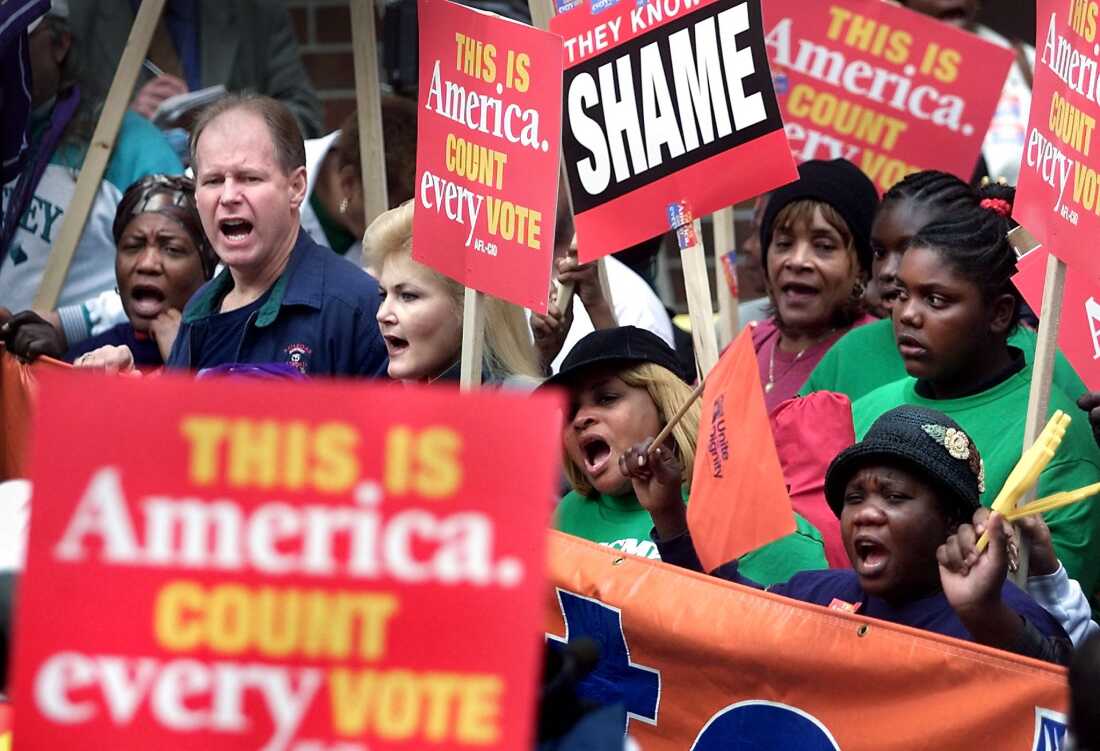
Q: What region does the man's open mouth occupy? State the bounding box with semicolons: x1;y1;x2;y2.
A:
219;218;254;241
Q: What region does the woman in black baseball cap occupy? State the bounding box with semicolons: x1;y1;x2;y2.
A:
546;326;827;583
639;403;1071;663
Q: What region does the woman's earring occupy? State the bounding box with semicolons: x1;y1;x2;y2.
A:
339;197;349;214
851;280;866;300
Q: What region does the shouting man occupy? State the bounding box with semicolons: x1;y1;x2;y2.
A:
165;94;388;377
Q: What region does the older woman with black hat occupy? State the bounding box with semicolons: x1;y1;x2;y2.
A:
547;326;828;584
629;404;1072;663
753;158;879;412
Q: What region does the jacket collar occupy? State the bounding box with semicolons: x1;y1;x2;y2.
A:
184;229;325;326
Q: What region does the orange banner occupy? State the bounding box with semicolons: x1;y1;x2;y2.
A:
546;532;1069;750
0;350;67;482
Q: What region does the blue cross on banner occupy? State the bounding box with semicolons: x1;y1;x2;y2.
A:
547;589;661;735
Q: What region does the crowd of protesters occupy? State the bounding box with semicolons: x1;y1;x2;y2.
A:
0;0;1098;748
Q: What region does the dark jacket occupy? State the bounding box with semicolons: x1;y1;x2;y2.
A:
166;229;388;378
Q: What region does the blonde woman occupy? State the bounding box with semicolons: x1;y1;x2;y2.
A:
363;201;539;384
545;326;827;582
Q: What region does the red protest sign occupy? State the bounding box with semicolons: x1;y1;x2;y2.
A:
551;0;798;262
763;0;1013;193
1015;247;1100;391
1015;0;1100;276
12;371;562;750
688;328;795;571
413;0;563;312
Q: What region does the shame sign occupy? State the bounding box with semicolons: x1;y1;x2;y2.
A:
562;0;783;213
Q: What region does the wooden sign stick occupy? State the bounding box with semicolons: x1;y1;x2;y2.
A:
711;206;740;348
529;0;614;322
679;216;720;377
350;0;388;229
33;0;166;311
1015;241;1066;585
648;377;706;455
460;287;487;391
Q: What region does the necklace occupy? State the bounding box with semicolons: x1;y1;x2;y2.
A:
765;329;836;393
765;338;808;393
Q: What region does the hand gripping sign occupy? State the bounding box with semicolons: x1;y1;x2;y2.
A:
414;0;563;312
12;370;563;751
551;0;798;262
762;0;1013;193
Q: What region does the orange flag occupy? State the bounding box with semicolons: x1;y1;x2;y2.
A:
688;327;795;571
0;349;68;481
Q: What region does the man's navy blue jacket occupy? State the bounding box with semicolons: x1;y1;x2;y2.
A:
167;229;388;377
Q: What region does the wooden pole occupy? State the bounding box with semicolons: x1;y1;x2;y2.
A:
680;218;719;377
528;0;614;320
527;0;555;30
711;206;740;348
648;377;706;454
460;288;487;390
351;0;388;228
1015;252;1066;584
33;0;166;311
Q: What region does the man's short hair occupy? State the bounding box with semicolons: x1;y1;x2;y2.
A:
189;94;306;175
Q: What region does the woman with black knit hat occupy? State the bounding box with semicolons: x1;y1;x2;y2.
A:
753;158;879;411
628;404;1072;663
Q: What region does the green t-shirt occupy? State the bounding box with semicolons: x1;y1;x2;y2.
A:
851;368;1100;611
800;318;1088;403
554;489;828;585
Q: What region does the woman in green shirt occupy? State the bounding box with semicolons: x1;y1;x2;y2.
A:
850;193;1100;615
547;326;827;584
802;172;1085;402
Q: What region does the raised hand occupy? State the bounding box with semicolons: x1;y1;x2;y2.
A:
556;255;616;330
150;308;183;363
530;297;571;375
620;438;687;540
131;74;188;120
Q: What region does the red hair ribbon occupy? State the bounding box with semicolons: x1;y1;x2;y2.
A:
980;197;1012;217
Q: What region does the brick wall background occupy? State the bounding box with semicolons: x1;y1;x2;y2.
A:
286;0;359;132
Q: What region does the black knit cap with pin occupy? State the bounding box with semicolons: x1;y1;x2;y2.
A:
824;405;985;522
760;158;880;274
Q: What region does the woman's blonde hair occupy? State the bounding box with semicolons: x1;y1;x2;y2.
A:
563;362;698;497
364;201;540;380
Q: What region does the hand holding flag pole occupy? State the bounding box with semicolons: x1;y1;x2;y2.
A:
647;378;707;457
